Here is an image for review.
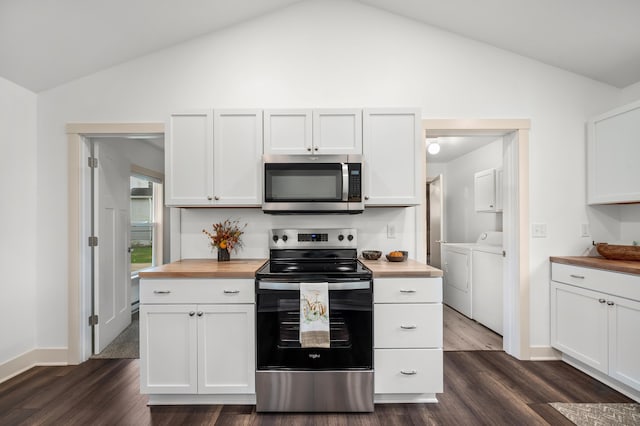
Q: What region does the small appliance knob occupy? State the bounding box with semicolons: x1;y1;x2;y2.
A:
347;234;354;241
282;235;288;242
338;235;344;241
272;235;279;242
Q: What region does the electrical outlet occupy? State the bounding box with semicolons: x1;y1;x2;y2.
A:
532;223;547;238
580;223;591;237
387;224;396;239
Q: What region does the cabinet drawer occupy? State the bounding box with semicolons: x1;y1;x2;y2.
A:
374;349;443;394
551;263;640;301
140;279;255;304
374;278;442;303
374;304;442;348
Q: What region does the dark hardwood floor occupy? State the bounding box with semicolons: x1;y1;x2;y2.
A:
0;352;633;425
443;304;503;351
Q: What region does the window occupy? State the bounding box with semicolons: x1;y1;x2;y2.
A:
130;175;162;274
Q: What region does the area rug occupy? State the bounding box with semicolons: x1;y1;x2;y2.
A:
549;402;640;426
91;315;139;359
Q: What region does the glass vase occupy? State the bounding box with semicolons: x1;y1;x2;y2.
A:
217;248;230;261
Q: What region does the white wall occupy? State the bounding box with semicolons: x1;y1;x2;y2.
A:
34;0;623;355
431;138;503;243
0;77;37;364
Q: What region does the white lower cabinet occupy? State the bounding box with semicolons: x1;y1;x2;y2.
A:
373;277;443;402
140;278;255;401
550;262;640;396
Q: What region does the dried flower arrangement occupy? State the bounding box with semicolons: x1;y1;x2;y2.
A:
202;219;247;258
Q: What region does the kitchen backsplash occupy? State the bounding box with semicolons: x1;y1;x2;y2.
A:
179;207;420;260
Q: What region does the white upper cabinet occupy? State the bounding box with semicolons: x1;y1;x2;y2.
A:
165;110;263;206
363;108;422;206
166;111;213;206
474;168;497;212
587;100;640;204
264;109;362;155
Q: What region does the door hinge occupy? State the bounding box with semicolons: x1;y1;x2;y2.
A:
88;236;98;247
88;157;98;168
88;315;99;326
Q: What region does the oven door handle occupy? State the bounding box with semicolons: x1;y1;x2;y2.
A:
258;281;370;291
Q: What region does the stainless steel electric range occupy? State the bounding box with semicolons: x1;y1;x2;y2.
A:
254;228;374;412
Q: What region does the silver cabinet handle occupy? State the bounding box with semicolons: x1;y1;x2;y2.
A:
599;298;606;303
400;325;417;330
214;195;220;200
224;289;240;294
400;370;417;375
307;147;312;151
570;274;585;279
197;312;204;317
364;195;369;200
400;289;416;294
153;290;171;294
314;147;318;151
607;301;615;306
189;311;195;317
207;196;213;200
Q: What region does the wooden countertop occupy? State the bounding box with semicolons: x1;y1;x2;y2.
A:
360;258;443;278
550;256;640;276
138;258;267;279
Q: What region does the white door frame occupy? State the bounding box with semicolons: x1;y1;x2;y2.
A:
67;123;164;364
422;119;531;360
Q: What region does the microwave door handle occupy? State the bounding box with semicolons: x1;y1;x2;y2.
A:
342;163;349;201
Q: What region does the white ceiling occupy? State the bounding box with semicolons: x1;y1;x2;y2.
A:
1;0;640;92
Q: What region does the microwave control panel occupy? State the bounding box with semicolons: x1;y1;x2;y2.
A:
348;164;362;201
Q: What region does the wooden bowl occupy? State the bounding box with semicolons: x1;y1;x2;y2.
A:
596;243;640;261
386;251;407;262
362;250;382;260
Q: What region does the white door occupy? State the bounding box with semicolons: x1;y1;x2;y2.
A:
94;141;131;353
427;175;444;268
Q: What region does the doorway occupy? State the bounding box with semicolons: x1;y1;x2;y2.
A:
423;119;530;360
66;123;165;363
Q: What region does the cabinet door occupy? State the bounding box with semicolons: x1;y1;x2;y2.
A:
363;109;422;205
264;109;313;155
198;304;255;394
374;303;442;348
587;100;640;204
474;168;496;212
608;295;640;391
165;111;214;206
495;167;503;212
374;349;443;394
140;304;198;394
213;110;263;205
313;109;362;154
550;282;608;373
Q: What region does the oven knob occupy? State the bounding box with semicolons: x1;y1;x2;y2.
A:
347;234;354;241
282;235;288;242
272;235;279;242
338;235;344;241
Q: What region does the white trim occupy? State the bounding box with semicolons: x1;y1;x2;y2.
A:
529;345;562;361
0;348;68;384
147;394;256;405
374;393;438;403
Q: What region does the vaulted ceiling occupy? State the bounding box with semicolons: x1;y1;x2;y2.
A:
2;0;639;92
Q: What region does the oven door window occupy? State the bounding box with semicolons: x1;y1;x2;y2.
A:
265;163;343;202
256;286;372;370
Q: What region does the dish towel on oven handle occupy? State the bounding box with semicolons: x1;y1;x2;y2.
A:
300;282;330;348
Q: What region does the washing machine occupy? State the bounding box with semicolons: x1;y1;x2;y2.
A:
442;232;503;332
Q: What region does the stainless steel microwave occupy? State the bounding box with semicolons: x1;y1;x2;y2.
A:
262;154;364;214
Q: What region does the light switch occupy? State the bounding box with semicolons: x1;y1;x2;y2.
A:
580;223;590;237
387;224;396;239
532;223;547;238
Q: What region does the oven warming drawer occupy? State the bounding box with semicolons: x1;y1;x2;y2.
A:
255;370;373;412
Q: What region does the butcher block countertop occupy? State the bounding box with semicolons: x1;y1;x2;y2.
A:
550;256;640;276
360;258;443;278
138;258;267;279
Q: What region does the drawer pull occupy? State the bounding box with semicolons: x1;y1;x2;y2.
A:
400;289;416;294
153;290;171;294
189;311;195;317
599;299;606;304
569;274;585;279
197;312;204;317
400;370;417;375
400;325;417;330
223;289;240;294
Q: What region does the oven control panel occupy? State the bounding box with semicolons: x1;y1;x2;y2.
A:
269;228;357;249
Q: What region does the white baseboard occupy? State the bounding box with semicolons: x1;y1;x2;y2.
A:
528;345;562;360
0;348;68;384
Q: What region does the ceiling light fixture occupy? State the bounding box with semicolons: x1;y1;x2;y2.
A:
427;141;441;155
